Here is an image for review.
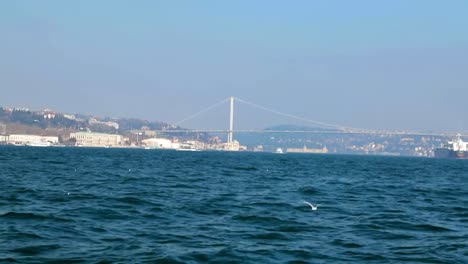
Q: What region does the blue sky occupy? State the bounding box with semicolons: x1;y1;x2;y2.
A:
1;1;467;131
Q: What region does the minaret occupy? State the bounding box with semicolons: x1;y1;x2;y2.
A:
228;96;234;145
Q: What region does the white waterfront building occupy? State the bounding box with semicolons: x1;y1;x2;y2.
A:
8;134;59;145
142;138;179;149
70;132;123;147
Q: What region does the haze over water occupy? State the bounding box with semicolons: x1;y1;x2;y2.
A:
1;146;467;263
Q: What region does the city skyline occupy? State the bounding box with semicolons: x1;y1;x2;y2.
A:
1;1;467;132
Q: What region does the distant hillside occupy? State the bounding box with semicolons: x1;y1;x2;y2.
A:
0;106;174;137
234;124;340;151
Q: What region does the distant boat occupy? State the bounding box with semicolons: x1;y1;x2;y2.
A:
177;142;201;151
275;148;284;154
9;142;26;146
27;141;51;147
176;148;201;152
434;135;468;158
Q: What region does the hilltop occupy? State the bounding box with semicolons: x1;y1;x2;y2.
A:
0;106;177;141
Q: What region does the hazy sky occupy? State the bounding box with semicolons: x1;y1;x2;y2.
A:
1;1;467;131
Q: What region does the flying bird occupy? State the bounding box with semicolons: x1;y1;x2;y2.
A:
303;201;320;210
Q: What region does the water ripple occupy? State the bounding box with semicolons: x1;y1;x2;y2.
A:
0;146;467;263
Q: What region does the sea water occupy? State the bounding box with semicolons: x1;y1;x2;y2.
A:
1;146;467;263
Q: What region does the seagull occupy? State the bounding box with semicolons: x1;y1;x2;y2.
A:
303;201;320;210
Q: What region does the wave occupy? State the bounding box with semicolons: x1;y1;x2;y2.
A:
0;212;72;222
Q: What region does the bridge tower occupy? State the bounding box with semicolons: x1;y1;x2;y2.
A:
228;96;234;144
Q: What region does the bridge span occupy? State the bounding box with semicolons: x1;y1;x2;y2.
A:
152;129;463;137
162;96;465;138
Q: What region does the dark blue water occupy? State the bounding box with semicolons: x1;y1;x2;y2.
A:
1;146;467;263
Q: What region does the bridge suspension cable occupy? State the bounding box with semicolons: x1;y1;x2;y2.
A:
234;97;368;132
173;97;230;126
155;96;459;137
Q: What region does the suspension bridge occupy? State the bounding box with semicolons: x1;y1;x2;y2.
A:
153;96;465;141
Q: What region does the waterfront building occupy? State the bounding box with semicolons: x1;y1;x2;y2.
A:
70;132;122;147
142;138;175;149
223;140;241;151
8;134;59;145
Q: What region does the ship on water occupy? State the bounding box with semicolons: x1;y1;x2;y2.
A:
434;135;468;158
